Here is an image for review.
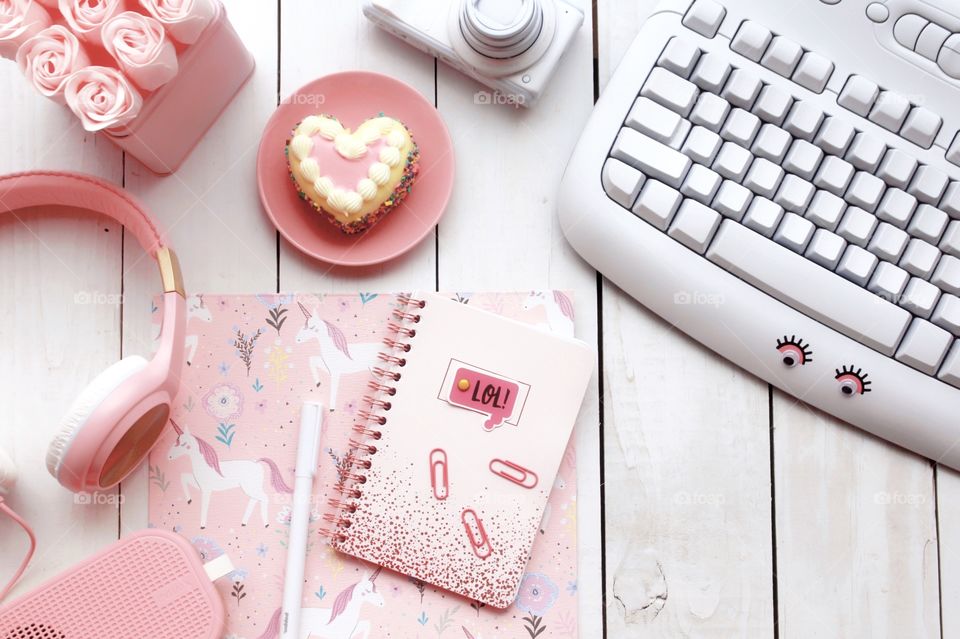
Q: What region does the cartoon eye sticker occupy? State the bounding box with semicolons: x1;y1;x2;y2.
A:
776;335;813;367
835;365;871;396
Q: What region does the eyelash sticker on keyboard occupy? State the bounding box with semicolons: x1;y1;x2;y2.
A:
461;509;492;559
429;448;449;500
489;458;539;489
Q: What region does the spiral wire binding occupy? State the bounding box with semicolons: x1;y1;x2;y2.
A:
319;294;427;543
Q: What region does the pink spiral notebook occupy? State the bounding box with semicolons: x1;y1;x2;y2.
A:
148;291;587;638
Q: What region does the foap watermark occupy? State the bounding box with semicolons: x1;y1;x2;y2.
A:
673;491;726;507
874;491;926;507
280;93;326;107
74;290;123;306
74;491;125;507
473;90;525;108
673;290;724;308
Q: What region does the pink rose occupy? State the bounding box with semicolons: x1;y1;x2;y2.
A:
58;0;125;43
138;0;214;45
0;0;51;59
16;25;90;101
102;11;177;91
64;65;142;131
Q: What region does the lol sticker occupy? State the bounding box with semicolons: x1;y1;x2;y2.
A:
440;359;530;431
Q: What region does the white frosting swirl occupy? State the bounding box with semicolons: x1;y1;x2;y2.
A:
316;117;343;140
299;157;319;183
328;188;363;215
290;134;312;160
334;132;367;160
379;146;400;167
313;176;333;198
357;178;378;201
298;115;324;136
386;129;405;147
368;162;390;186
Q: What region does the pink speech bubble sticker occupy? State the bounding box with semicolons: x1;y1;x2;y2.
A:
448;367;520;431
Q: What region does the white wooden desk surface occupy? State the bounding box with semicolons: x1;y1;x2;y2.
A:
1;1;957;637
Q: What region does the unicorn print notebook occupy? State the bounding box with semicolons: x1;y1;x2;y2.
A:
149;291;585;639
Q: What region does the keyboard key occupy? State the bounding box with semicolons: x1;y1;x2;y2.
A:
942;221;960;258
612;128;693;188
806;190;846;230
625;97;688;146
813;155;855;195
868;223;909;262
815;117;856;156
752;85;793;125
707;220;911;355
783;139;824;180
731;21;772;62
836;245;878;285
838;75;880;117
681;164;722;204
774;212;815;253
837;206;878;248
845;172;886;212
877;149;918;189
901;107;942;148
668;199;721;252
689;92;731;132
658;37;701;77
845;133;886;172
713;142;753;181
793;51;834;93
602;159;645;208
895;318;953;374
743;197;784;237
908;204;948;243
631;180;682;230
775;174;815;213
761;36;803;77
933;255;960;295
682;0;726;38
932;294;960;336
870;91;912;132
805;228;847;269
900;238;941;278
942;183;960;219
908;166;949;204
744;157;784;198
720;108;761;146
690;53;731;93
877;189;917;228
784;101;824;141
713;180;753;220
916;21;950;59
869;261;910;302
752;123;792;162
641;67;699;116
721;69;763;109
938;341;960;388
948;133;960;169
681;126;723;164
900;277;941;318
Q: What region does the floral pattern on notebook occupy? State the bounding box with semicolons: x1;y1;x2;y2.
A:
148;292;578;639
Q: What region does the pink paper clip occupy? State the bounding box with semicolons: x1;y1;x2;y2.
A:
461;509;492;559
489;458;539;489
430;448;449;500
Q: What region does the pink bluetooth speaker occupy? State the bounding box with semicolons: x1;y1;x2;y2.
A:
0;529;226;639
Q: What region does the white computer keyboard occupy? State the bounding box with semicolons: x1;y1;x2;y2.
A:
559;0;960;468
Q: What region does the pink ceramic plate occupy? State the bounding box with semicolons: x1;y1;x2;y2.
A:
257;71;454;266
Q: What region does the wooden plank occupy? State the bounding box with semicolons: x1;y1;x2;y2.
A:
119;0;281;533
277;0;436;292
597;1;775;635
0;61;123;596
433;2;603;636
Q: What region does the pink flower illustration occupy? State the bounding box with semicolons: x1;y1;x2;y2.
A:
516;572;558;617
202;383;243;421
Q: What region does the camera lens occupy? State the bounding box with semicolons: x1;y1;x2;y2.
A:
460;0;544;59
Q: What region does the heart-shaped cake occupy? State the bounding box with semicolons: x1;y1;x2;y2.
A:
286;114;420;234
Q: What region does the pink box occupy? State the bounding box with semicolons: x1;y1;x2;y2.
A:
102;2;254;174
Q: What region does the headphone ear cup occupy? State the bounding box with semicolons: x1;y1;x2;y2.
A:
0;446;16;495
46;356;149;484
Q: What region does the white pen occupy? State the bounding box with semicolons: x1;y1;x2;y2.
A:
280;401;324;639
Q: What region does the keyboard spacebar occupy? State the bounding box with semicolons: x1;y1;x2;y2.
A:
706;221;911;356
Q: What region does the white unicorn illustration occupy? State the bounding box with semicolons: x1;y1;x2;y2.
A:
257;567;386;639
185;294;213;366
522;291;575;337
295;302;381;411
167;420;293;529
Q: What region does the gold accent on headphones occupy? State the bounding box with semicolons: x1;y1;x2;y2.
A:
156;247;185;297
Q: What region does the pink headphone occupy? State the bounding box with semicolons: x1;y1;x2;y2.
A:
0;171;186;597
